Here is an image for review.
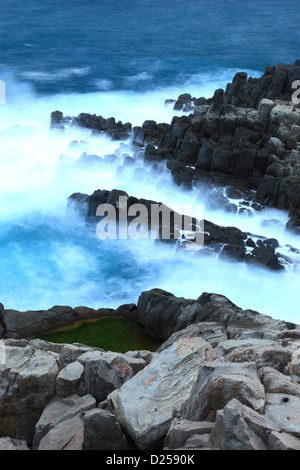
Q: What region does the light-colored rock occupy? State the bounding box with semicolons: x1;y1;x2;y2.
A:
38;414;84;450
264;393;300;437
183;433;211;449
257;99;276;119
107;338;220;450
215;338;293;371
181;361;265;421
56;361;85;397
79;350;134;402
29;339;94;365
267;431;300;450
0;437;30;450
83;408;128;450
210;398;281;450
33;394;96;449
260;367;300;395
270;104;300;126
164;419;214;449
0;342;60;444
157;322;227;352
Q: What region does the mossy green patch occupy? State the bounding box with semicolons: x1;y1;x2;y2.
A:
37;317;161;353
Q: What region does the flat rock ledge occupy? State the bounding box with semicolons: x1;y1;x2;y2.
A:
0;288;300;450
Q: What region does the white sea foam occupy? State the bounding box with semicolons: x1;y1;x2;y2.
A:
0;71;299;324
19;67;91;82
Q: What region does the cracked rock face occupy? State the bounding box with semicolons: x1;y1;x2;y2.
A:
107;338;220;450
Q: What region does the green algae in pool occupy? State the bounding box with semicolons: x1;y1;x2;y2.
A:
37;317;162;353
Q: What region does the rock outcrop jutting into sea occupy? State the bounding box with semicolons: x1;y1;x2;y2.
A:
1;63;300;451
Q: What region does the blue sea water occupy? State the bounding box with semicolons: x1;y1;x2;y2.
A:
0;0;300;323
1;0;299;94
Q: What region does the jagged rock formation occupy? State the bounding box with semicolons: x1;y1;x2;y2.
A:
67;188;287;270
131;62;300;227
51;61;300;231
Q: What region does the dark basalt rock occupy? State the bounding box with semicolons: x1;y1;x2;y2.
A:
128;61;300;212
137;288;296;342
67;188;286;271
50;111;132;141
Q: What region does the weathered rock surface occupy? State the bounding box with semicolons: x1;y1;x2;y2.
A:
157;321;227;352
267;431;300;450
0;437;30;450
163;419;214;450
0;289;300;451
0;341;60;444
56;361;86;397
33;394;96;449
209;398;281;450
181;361;265;421
260;367;300;395
264;393;300;437
38;414;85;450
78;350;136;402
107;338;220;450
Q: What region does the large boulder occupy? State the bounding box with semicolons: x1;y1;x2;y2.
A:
107;338;220;450
78;350;135;402
56;361;86;397
83;409;129;450
137;289;203;341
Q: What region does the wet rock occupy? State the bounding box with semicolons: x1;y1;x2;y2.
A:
137;289;203;341
0;305;76;339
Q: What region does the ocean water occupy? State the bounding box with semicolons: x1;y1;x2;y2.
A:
0;0;300;323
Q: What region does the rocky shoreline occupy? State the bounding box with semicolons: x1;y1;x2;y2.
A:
0;289;300;450
1;62;300;451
